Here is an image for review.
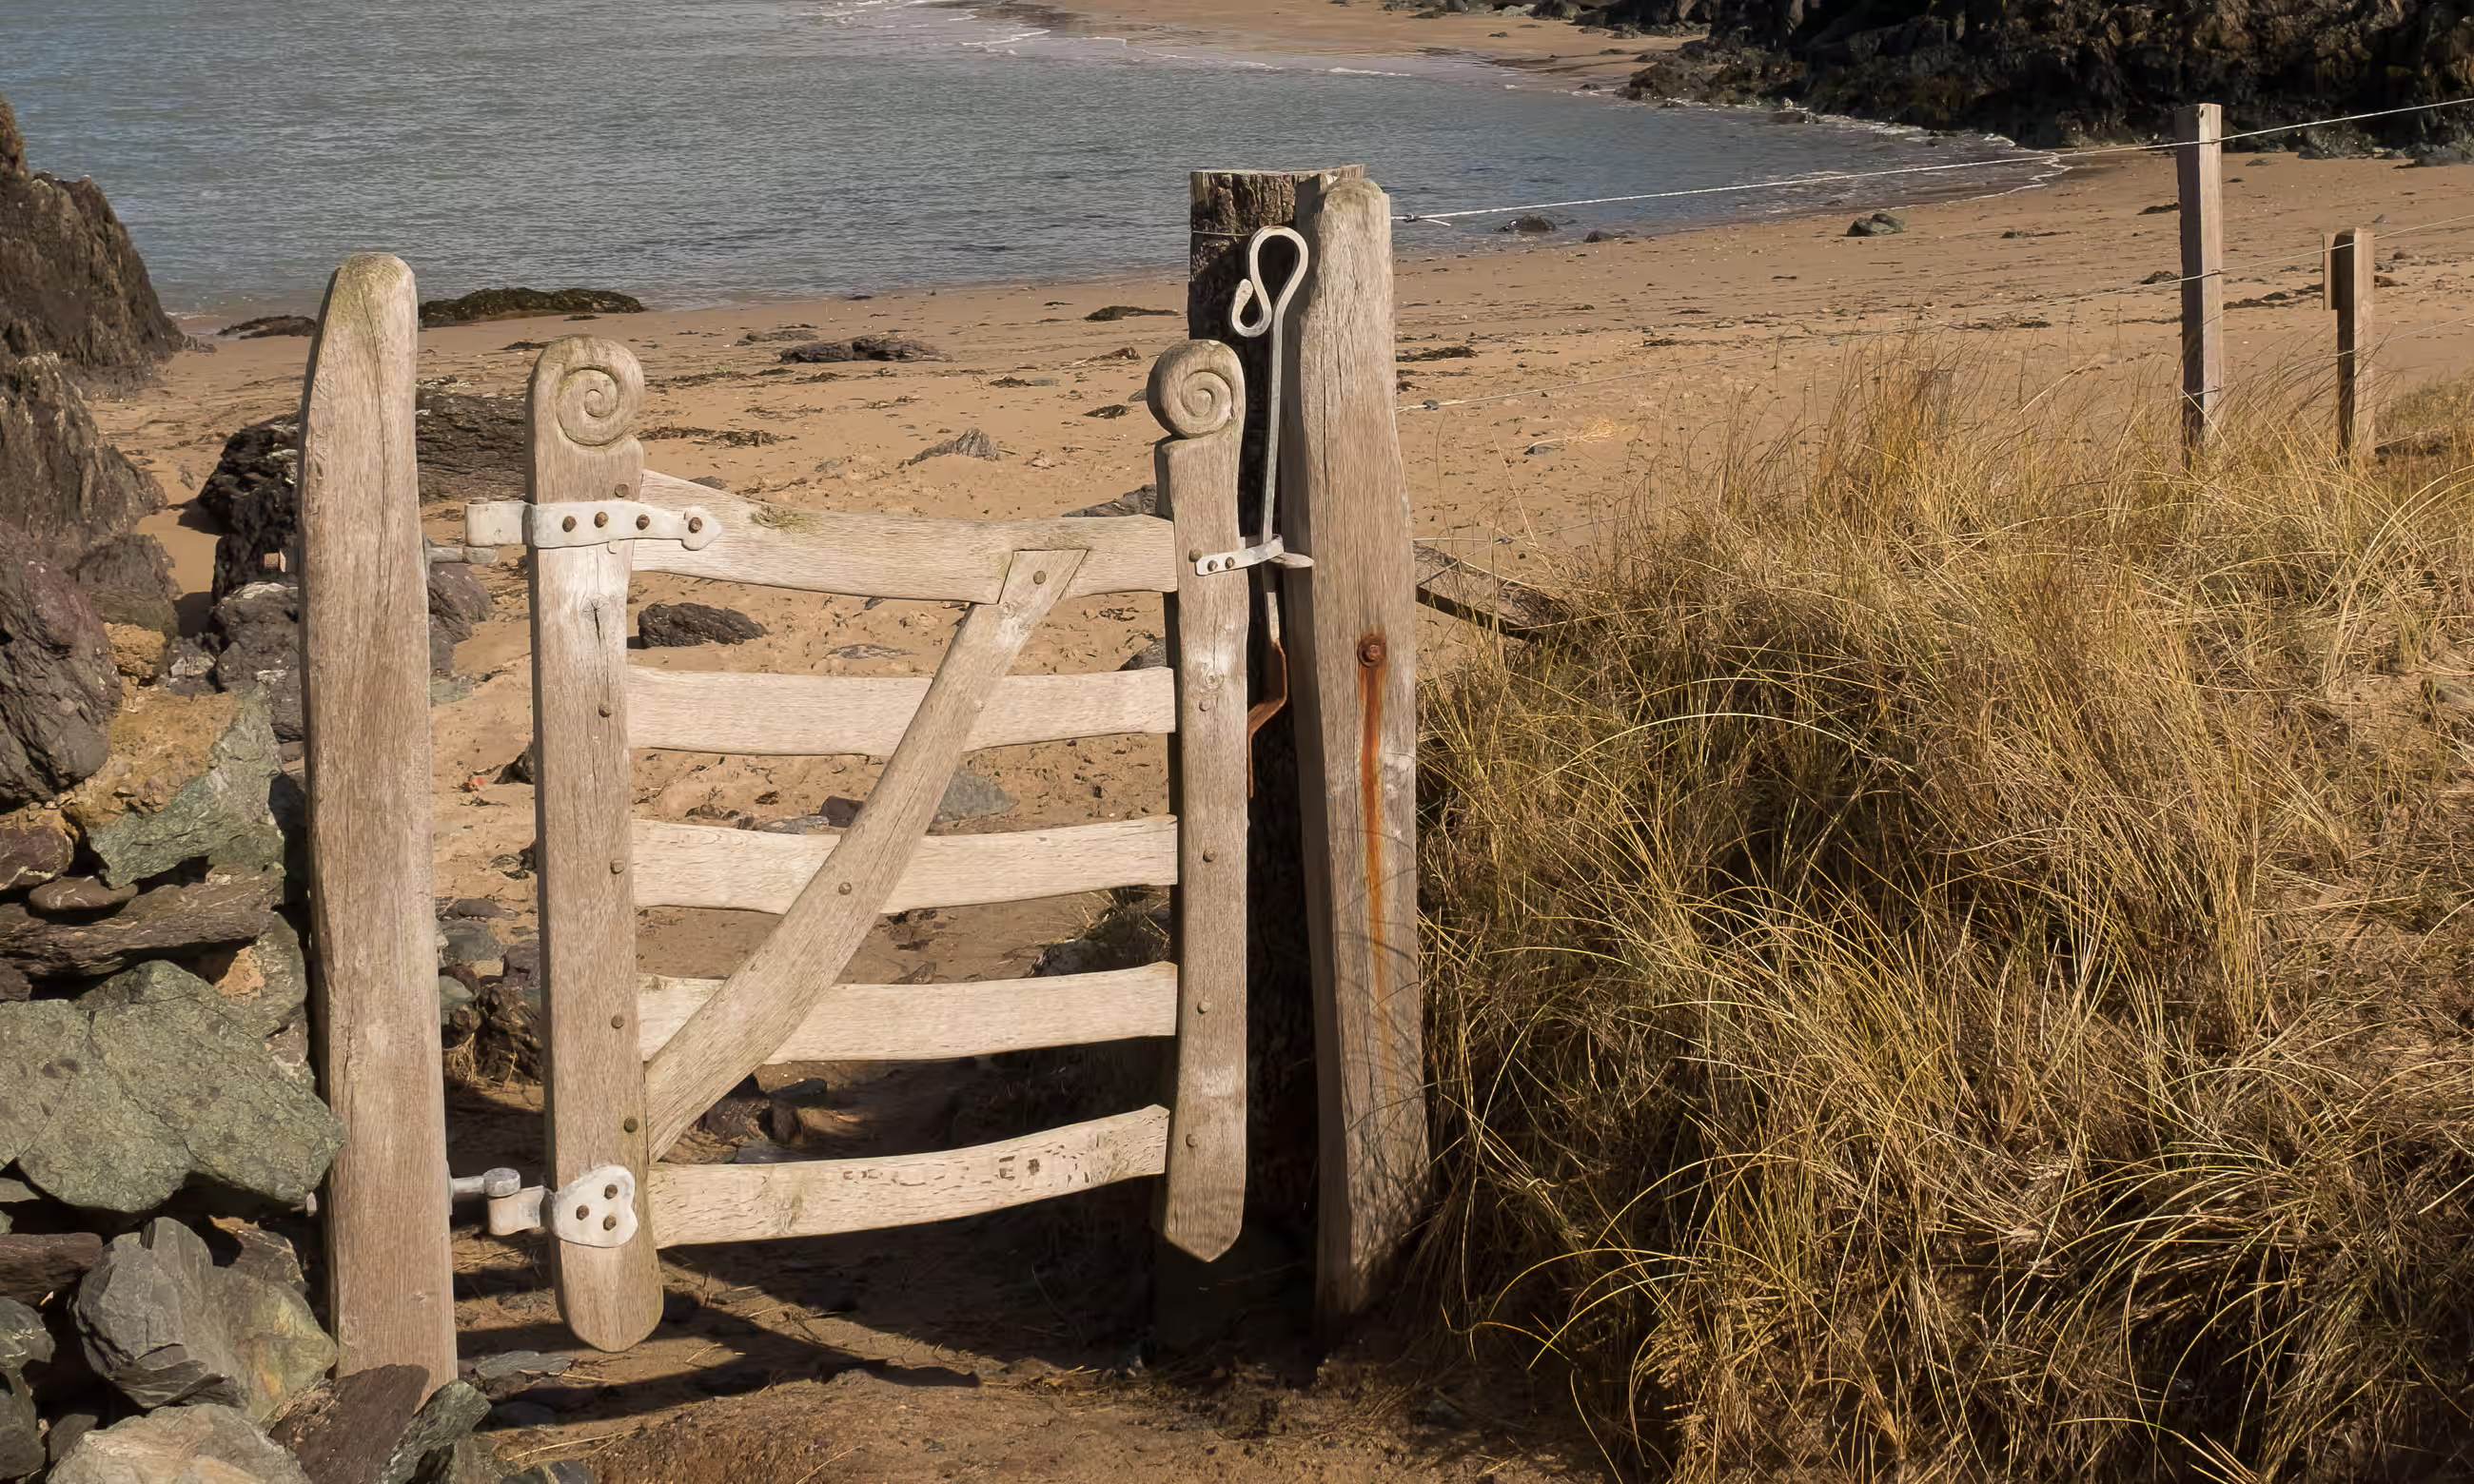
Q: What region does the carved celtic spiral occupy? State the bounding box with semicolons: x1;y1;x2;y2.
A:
1147;340;1245;439
533;338;644;449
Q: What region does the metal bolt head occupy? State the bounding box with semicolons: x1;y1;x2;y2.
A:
637;514;651;530
610;860;626;874
594;510;610;529
561;516;579;533
837;882;854;895
1032;570;1048;585
1359;636;1387;667
623;1117;639;1134
610;1014;624;1030
597;703;612;718
1188;549;1203;562
688;517;705;534
1202;849;1216;863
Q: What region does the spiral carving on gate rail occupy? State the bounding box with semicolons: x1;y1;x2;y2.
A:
1148;339;1245;440
535;336;645;450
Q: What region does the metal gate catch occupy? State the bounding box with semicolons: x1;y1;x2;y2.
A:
450;1163;638;1248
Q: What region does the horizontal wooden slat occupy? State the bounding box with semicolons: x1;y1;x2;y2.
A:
636;963;1177;1062
633;470;1178;599
647;1105;1170;1246
627;666;1174;756
629;815;1179;914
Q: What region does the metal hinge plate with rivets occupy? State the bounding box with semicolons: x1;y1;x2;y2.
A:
464;499;720;555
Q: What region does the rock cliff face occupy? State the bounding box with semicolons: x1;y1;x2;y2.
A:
0;94;180;369
1616;0;2474;147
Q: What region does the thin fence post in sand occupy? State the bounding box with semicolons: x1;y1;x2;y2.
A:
2329;225;2377;456
2176;102;2225;454
1285;173;1427;1326
528;337;666;1353
298;252;457;1390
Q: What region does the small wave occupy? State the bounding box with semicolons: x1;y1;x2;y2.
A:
1329;67;1413;78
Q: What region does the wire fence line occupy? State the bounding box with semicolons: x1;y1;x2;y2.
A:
1390;95;2474;225
1394;200;2474;414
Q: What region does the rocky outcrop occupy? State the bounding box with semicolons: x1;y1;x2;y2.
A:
0;557;120;810
1616;0;2474;147
638;602;765;647
0;356;178;635
0;96;181;370
198;391;525;601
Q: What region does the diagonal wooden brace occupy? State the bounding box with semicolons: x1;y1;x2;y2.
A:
642;547;1088;1154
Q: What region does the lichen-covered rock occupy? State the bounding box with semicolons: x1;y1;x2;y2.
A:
74;1219;333;1422
417;286;642;326
0;557;119;810
0;1370;36;1482
49;1402;310;1484
206;915;310;1037
0;999;95;1171
85;689;284;888
88;991;343;1204
379;1380;489;1484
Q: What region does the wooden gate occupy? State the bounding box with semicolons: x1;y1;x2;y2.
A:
461;335;1255;1351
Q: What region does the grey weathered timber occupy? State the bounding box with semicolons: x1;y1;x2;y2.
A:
1410;543;1571;638
526;337;665;1352
642;549;1084;1154
2332;225;2376;457
1285;175;1428;1323
2176;104;2224;453
1149;340;1251;1261
296;253;458;1388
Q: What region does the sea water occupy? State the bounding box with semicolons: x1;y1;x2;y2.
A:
4;0;2052;321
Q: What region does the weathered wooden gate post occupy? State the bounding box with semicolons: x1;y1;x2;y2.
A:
298;253;458;1389
2176;103;2225;456
1284;175;1426;1322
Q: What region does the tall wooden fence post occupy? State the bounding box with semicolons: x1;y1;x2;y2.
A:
2177;102;2225;455
1285;175;1427;1325
299;253;458;1390
2331;225;2377;456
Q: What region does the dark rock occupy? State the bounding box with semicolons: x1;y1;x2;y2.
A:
1499;214;1560;233
1066;484;1157;518
220;316;319;340
426;562;492;675
445;897;505;919
777;335;947;363
410;1435;515;1484
206;579;303;738
224;1222;305;1295
465;1351;571;1398
158;636;215;692
29;876;136;913
638;602;765;648
47;1411;101;1467
437;974;474;1024
0;1231;103;1305
0;964;22;1004
466;980;541;1082
0;871;277;982
1400;344;1478;362
1847;211;1906;237
0;556;119;810
378;1379;489;1484
487;1400;560;1430
75;1218;333;1418
70;533;177;635
201;394;525;600
417;288;642;328
268;1363;430;1484
0;815;71;891
0;1365;34;1482
935;766;1014;826
1583;228;1633;243
1119;636;1168;671
86;690;284;887
1082;402;1129;419
1085;305;1178;322
0;96;182;370
904;428;1001;464
438;921;500;966
0;1298;49;1376
49;1402;310;1484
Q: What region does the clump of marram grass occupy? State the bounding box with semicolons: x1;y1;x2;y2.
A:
1418;350;2474;1482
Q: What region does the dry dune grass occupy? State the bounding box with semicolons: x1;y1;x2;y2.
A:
1416;345;2474;1482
